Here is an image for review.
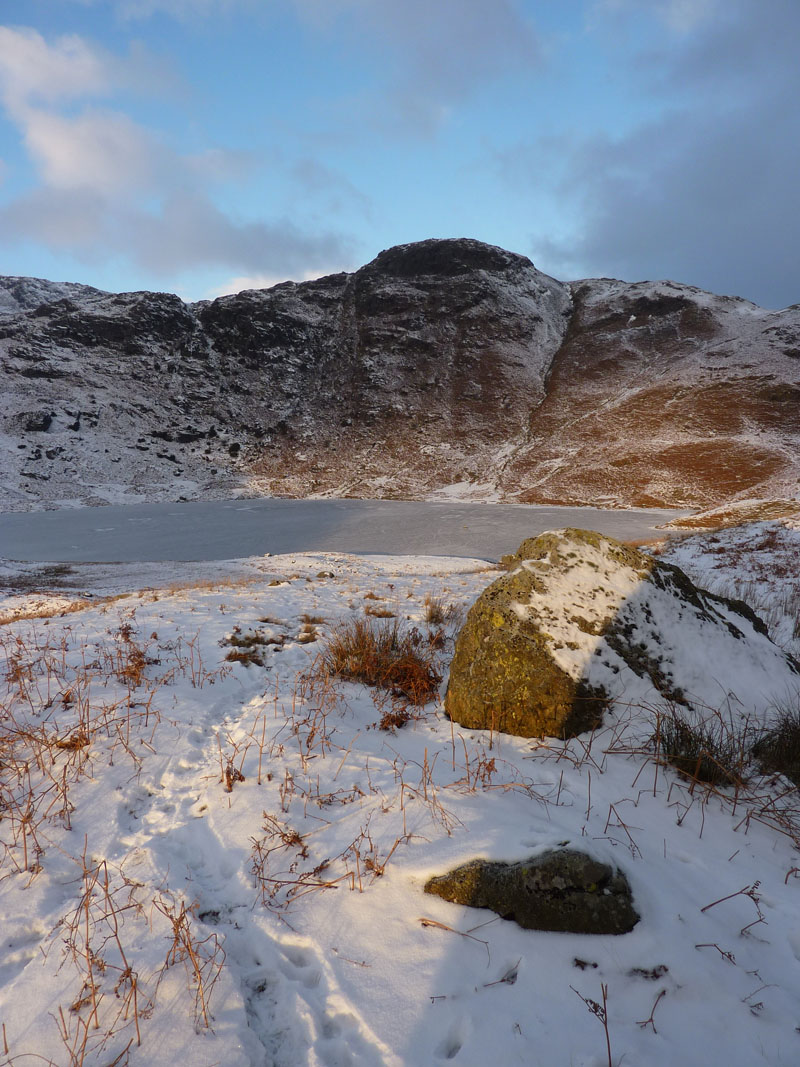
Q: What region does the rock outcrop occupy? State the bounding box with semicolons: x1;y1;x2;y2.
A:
424;849;639;935
1;238;799;511
445;528;799;739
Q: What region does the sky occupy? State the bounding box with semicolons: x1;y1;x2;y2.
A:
0;0;797;308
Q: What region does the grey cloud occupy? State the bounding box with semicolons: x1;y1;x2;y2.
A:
365;0;540;99
0;188;111;251
105;0;258;20
652;0;799;95
125;192;354;276
322;0;542;130
0;187;354;279
528;0;800;309
290;158;373;219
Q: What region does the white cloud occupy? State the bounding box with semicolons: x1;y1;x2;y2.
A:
0;25;353;282
0;26;182;197
205;267;334;298
0;27;110;109
20;107;164;194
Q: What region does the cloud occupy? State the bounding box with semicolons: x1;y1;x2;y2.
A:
124;192;352;276
0;183;354;282
61;0;258;19
114;0;256;18
290;158;373;219
0;27;180;198
0;25;171;107
589;0;719;33
294;0;542;130
0;26;353;282
68;0;542;129
528;0;800;308
20;108;167;194
205;266;335;299
0;26;110;108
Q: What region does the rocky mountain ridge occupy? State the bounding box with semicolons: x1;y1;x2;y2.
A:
1;237;799;511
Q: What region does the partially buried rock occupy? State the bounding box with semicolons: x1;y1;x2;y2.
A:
21;408;53;432
445;528;799;739
424;849;639;935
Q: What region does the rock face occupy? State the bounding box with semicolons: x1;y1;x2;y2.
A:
424;849;639;935
445;529;799;739
1;238;799;511
0;239;570;511
501;278;800;509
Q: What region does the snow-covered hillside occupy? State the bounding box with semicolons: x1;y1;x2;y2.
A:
502;278;800;509
2;522;800;1065
1;238;799;513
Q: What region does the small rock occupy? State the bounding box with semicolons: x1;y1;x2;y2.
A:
22;409;53;432
424;849;639;935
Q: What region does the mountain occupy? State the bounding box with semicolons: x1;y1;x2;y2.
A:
1;238;799;512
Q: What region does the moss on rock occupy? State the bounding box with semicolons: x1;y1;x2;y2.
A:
446;530;621;738
424;849;639;935
447;527;797;741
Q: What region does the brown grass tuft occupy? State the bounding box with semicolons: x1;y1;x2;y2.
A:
319;618;441;705
654;706;750;787
753;701;800;787
422;594;463;628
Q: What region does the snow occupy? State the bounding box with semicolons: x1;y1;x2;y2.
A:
1;530;800;1066
509;533;798;717
0;277;107;317
658;520;800;657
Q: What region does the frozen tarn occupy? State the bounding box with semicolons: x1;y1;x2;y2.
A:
0;497;688;563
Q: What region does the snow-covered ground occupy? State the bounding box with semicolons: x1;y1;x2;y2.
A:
1;526;800;1066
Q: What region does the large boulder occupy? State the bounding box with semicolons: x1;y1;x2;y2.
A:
424;849;639;935
445;528;799;739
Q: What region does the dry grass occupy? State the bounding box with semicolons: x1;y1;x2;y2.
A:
422;593;463;628
653;706;751;787
364;604;397;619
0;594;131;628
753;701;800;787
318;618;441;706
221;626;283;665
666;499;800;531
225;647;265;666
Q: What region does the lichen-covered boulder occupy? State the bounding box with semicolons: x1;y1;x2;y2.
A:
424;849;639;935
445;528;799;739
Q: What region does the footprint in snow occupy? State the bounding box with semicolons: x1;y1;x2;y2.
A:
0;923;48;987
279;944;323;989
434;1015;471;1061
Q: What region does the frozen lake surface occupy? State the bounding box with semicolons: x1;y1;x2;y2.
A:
0;497;687;563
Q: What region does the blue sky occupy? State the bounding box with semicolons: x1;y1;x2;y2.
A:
0;0;797;307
